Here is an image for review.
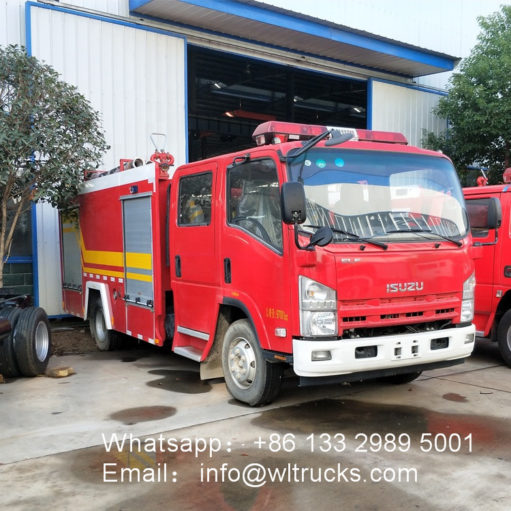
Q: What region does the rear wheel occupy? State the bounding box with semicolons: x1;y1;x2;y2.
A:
0;307;22;377
90;298;121;351
13;307;51;377
497;310;511;367
222;319;282;406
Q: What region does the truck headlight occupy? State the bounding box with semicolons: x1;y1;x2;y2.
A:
299;276;337;337
460;272;476;323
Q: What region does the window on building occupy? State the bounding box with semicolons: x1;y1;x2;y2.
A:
9;208;32;257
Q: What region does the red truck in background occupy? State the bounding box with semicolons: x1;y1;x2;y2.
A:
60;121;476;405
464;176;511;366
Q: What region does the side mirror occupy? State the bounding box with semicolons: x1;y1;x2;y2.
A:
307;226;333;248
281;182;306;224
487;197;502;229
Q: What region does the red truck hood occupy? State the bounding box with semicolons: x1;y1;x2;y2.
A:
323;244;473;330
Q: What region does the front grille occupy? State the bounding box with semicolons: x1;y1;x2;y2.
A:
339;293;459;333
381;313;399;320
342;316;367;323
436;308;455;315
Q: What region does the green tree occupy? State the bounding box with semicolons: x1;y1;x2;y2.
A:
0;45;107;289
424;5;511;183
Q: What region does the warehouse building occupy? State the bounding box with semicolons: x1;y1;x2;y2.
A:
0;0;503;315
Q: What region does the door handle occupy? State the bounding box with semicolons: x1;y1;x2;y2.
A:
224;258;231;284
175;255;181;277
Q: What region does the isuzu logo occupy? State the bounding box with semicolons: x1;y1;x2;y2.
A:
386;282;424;293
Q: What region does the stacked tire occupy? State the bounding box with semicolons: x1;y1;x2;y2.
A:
0;307;51;377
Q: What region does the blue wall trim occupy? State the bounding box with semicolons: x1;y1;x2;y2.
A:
184;40;189;163
30;204;39;306
25;2;32;54
6;256;33;264
132;0;455;71
129;0;152;9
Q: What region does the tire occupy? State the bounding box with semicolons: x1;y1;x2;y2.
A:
222;319;283;406
13;307;51;377
89;298;121;351
383;371;422;384
497;309;511;367
0;307;22;377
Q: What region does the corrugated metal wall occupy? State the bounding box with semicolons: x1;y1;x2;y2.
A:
0;0;25;46
29;5;187;169
370;80;445;148
59;0;129;17
28;3;187;315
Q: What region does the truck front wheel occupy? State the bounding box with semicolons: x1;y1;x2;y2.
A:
90;298;120;351
222;319;282;406
497;310;511;367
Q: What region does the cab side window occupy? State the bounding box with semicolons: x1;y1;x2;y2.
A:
178;172;212;226
466;198;491;238
228;159;282;251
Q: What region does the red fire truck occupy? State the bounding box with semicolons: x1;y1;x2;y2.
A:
464;176;511;366
60;121;476;405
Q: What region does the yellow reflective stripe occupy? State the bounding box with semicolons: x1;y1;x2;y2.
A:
79;231;124;267
126;272;153;283
83;267;124;279
84;250;124;267
78;230;152;277
125;252;152;270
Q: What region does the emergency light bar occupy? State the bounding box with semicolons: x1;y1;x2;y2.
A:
252;121;327;146
252;121;407;146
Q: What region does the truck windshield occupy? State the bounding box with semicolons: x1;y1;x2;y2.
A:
288;148;468;243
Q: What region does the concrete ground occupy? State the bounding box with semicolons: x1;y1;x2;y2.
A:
0;338;510;510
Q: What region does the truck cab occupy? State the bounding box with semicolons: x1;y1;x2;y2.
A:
168;122;475;404
464;184;511;366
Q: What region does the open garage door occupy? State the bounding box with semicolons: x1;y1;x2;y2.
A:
188;46;367;161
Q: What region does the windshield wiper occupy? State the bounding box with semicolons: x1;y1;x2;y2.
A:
387;228;462;247
304;225;388;250
286;130;332;162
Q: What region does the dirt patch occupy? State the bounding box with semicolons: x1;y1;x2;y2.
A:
51;319;98;356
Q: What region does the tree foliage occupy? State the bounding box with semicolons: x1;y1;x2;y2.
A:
0;45;107;288
423;5;511;183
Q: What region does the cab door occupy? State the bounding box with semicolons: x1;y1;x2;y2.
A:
466;195;500;335
221;156;291;353
170;166;218;358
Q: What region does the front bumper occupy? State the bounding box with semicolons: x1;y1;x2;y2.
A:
293;325;475;377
